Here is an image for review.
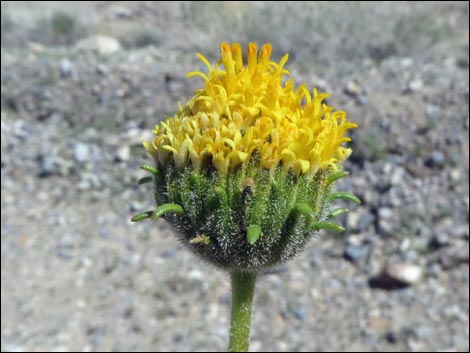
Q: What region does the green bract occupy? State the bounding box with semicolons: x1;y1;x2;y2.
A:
134;154;357;272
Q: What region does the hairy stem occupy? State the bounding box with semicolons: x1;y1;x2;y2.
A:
229;271;257;352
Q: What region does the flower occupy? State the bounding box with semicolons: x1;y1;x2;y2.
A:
144;42;357;177
134;43;359;271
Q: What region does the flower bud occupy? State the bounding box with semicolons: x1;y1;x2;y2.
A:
134;43;359;272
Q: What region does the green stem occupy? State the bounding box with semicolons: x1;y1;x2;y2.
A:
229;271;257;352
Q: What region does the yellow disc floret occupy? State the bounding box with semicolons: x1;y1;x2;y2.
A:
144;42;357;177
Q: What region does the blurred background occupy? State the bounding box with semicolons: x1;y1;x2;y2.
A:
1;1;469;352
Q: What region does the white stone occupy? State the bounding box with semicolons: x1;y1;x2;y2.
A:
74;35;121;55
386;262;422;285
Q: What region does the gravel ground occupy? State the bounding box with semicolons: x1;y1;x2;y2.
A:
1;1;469;352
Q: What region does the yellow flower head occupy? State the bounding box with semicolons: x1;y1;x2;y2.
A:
144;42;357;176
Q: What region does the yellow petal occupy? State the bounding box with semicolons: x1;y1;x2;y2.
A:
143;42;356;176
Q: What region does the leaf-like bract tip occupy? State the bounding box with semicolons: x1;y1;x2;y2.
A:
328;192;361;204
247;224;261;245
151;203;184;220
138;176;153;185
131;210;153;222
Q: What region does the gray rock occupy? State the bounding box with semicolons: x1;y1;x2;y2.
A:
407;78;423;92
116;145;131;162
73;142;91;162
129;201;144;212
387;187;403;207
356;96;369;105
1;343;25;352
314;78;330;92
449;168;461;182
425;104;440;125
38;155;57;177
400;57;414;67
99;227;111;239
309;249;325;268
57;234;77;260
385;326;426;344
12;119;31;140
377;207;394;236
188;269;204;281
59;59;73;78
451;224;469;239
430;232;450;248
390;167;405;186
161;249;177;259
112;6;132;18
347;211;375;232
362;189;378;206
344;243;370;263
347;211;361;230
385;330;399;343
439;242;470;270
96;64;109;76
77;172;101;190
293;305;307;321
345;81;361;96
429;218;463;248
358;211;376;231
413;325;432;340
378;207;393;220
377;191;391;208
424;150;445;169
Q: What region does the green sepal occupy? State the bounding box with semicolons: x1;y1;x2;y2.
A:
293;202;315;218
328;192;361;204
131;210;153;222
142;159;353;271
327;208;349;219
247;224;261;245
190;174;201;189
327;171;349;184
309;221;345;232
151;203;184;220
138;176;153;185
214;186;228;205
141;164;159;176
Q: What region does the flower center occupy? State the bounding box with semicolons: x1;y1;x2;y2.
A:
144;42;357;177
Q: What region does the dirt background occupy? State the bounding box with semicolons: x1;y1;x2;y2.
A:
1;1;469;352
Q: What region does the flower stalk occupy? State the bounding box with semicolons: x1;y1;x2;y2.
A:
229;271;257;352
